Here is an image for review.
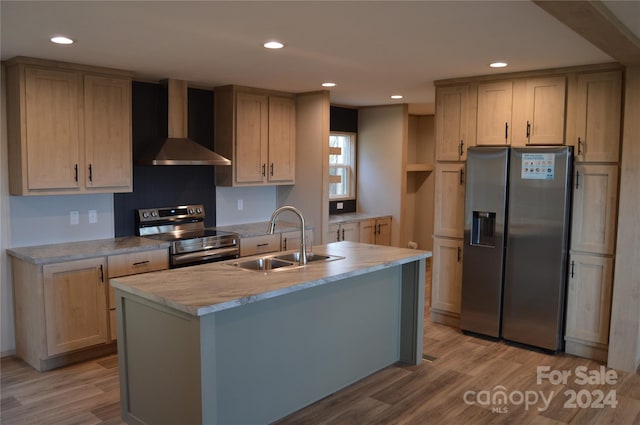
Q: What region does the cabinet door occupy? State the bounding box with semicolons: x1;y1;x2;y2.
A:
518;76;567;145
326;223;340;243
84;75;132;190
235;92;268;184
375;217;391;246
24;67;82;190
281;230;314;251
434;163;466;238
43;258;108;356
436;86;468;160
571;164;619;255
476;81;512;145
575;71;622;162
341;222;360;242
359;219;376;244
431;237;463;314
565;253;613;344
268;96;296;183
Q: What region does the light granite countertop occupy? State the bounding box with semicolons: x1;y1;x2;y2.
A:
329;213;391;224
111;241;431;317
213;221;313;238
6;237;170;265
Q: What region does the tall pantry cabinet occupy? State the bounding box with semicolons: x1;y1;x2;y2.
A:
431;84;475;326
564;69;623;362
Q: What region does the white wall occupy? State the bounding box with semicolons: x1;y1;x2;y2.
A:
215;186;276;225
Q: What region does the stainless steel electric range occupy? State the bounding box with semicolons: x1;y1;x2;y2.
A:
136;204;239;268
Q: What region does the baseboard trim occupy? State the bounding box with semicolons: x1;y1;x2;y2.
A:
429;308;460;327
565;338;608;362
1;349;17;359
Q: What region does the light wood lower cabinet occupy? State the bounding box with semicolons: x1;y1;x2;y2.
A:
280;229;314;252
43;258;108;356
359;217;391;246
107;249;169;341
326;222;360;243
565;253;614;362
430;236;463;325
434;162;465;238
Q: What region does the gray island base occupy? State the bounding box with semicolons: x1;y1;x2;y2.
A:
111;241;430;424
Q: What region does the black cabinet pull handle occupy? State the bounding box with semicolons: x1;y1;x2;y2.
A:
577;137;583;156
459;169;465;185
99;264;104;282
570;261;575;278
459;140;465;157
257;243;269;247
336;228;341;241
575;170;580;189
505;122;509;140
88;164;93;182
283;238;287;251
74;164;78;182
457;247;462;262
270;163;274;176
341;228;345;240
132;260;150;266
526;121;531;139
262;164;266;177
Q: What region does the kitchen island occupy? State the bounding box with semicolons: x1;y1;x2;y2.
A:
111;241;430;425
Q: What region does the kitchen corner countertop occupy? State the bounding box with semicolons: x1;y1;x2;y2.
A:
6;237;170;265
111;241;431;317
213;221;313;238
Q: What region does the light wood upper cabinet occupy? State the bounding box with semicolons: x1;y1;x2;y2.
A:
565;253;614;345
215;86;296;186
574;71;622;162
571;164;619;255
513;76;566;145
435;85;469;160
84;75;132;189
6;58;133;195
476;81;513;146
434;163;466;238
43;258;108;356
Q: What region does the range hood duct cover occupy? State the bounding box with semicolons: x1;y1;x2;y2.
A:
138;79;231;166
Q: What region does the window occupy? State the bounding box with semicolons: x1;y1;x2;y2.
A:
329;132;356;200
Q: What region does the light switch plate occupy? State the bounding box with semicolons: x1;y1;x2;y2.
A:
237;199;244;211
337;202;344;210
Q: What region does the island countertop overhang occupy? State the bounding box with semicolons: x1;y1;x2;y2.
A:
110;241;431;317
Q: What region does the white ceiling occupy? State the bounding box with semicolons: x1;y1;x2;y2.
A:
1;1;637;115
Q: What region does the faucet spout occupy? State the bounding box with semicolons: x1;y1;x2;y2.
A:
267;206;307;265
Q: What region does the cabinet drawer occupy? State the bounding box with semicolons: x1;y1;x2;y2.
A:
107;249;168;278
240;234;280;256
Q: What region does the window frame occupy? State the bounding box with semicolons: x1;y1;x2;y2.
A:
329;131;357;201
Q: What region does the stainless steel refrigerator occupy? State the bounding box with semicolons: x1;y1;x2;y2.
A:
460;146;572;352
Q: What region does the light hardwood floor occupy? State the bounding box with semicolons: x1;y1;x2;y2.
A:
2;321;639;424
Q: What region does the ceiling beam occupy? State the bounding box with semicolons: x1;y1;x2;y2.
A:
533;0;640;66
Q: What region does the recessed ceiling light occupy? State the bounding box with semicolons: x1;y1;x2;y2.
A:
490;61;508;68
390;95;403;100
264;41;284;49
50;35;74;45
322;82;336;88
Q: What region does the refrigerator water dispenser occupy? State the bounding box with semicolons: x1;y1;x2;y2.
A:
471;211;496;247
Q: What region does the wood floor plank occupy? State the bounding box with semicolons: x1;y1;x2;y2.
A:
2;322;639;424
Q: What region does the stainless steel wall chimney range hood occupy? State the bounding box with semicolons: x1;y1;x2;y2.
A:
137;79;231;166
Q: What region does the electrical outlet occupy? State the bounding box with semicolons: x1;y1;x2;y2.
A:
88;210;98;224
237;199;244;211
70;211;79;225
337;202;344;210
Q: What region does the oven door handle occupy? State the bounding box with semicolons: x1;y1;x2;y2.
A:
172;247;239;262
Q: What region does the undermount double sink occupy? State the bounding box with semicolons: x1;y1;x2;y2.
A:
231;252;344;272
